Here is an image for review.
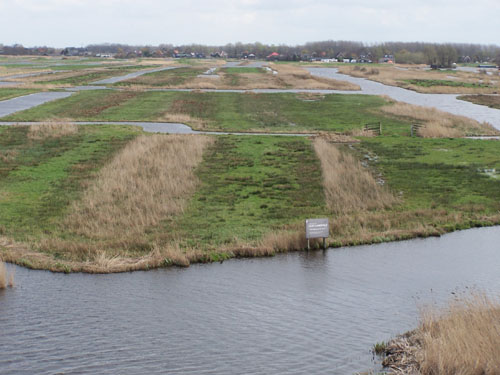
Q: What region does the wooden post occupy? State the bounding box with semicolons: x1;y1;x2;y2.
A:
323;237;326;250
379;122;382;135
411;125;413;137
307;239;310;250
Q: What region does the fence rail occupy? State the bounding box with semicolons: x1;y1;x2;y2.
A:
364;122;382;136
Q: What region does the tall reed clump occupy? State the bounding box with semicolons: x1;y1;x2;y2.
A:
383;293;500;375
380;102;498;137
418;294;500;375
65;134;214;242
26;122;79;140
0;260;15;289
313;138;397;214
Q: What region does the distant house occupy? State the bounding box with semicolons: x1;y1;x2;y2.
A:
379;54;395;64
266;52;280;61
61;47;88;57
358;55;372;63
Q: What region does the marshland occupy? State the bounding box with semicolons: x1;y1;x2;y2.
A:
1;53;500;374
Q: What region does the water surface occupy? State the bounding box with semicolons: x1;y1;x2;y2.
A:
1;227;499;374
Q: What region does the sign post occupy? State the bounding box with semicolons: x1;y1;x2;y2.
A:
305;218;329;250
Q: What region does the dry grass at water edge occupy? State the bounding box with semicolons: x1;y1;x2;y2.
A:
0;260;15;289
380;101;498;137
382;294;500;375
313;137;397;213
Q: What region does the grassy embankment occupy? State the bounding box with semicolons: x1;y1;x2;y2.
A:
0;87;499;272
380;294;500;375
337;64;500;94
3;89;496;137
0;90;429;135
23;65;160;87
114;63;359;90
0;88;39;101
1;124;500;272
458;94;500;110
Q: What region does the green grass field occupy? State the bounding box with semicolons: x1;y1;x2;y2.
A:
167;136;326;249
404;79;490;88
0;90;413;134
1;122;500;272
0;88;39;101
0;125;140;240
358;137;500;211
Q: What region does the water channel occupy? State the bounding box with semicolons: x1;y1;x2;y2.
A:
1;227;500;374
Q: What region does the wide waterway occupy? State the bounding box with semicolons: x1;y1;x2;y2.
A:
1;226;500;374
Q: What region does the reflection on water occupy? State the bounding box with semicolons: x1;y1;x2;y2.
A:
1;226;500;374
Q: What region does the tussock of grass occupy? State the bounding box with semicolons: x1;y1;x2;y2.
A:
380;101;498;137
66;134;213;242
313;138;397;213
383;294;500;375
26;122;78;140
161;112;211;129
0;260;14;289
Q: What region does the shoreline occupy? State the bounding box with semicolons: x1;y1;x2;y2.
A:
2;217;499;274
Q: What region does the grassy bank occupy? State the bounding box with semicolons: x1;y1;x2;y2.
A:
0;90;416;134
458;94;500;110
1;123;500;272
113;63;359;90
381;294;500;374
0;88;39;101
337;64;500;94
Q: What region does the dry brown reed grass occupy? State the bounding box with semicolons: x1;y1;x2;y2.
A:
160;112;212;130
417;294;500;375
313;138;397;213
384;293;500;375
380;102;498;137
65;134;214;242
0;260;14;289
26;122;79;140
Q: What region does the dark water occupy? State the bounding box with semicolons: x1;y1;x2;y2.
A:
1;227;500;374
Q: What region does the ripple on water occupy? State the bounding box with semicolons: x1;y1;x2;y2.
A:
1;227;500;374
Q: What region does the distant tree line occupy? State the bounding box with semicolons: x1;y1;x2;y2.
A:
1;41;499;67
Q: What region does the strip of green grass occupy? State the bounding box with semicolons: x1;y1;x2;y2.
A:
1;90;412;134
115;67;204;87
222;67;264;74
404;79;489;88
0;125;140;240
164;135;327;248
358;136;500;211
0;88;39;101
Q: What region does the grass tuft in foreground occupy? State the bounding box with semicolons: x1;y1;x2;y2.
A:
382;294;500;375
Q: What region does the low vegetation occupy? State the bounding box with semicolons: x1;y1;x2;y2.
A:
379;101;498;137
338;64;500;94
381;294;500;375
1;122;500;272
458;94;500;110
313;137;397;213
1;90;413;134
113;63;359;90
0;88;39;101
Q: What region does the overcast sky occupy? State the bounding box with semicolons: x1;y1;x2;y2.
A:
1;0;499;47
